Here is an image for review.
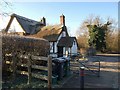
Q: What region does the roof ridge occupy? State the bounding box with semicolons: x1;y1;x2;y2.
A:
11;13;39;23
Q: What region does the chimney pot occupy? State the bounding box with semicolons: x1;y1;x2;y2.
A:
41;17;46;26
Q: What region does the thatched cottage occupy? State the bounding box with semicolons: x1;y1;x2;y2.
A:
5;13;78;57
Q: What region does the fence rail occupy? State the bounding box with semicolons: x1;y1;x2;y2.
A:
4;54;52;89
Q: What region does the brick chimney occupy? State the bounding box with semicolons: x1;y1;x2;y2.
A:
60;14;65;26
41;17;46;26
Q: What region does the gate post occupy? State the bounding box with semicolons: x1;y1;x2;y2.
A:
48;56;52;90
80;67;85;90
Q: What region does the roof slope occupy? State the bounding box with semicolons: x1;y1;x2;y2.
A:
29;25;69;42
5;13;44;34
57;37;77;47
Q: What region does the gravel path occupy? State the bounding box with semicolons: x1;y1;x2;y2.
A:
61;55;119;89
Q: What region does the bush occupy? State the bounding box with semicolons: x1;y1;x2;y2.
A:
1;34;50;70
2;34;50;57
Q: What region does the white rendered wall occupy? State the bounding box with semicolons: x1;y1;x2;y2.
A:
50;42;53;53
54;42;57;53
62;31;66;37
8;17;25;33
55;31;67;53
71;40;78;54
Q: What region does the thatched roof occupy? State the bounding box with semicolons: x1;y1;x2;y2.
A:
5;13;45;34
29;25;69;42
5;13;69;42
57;37;78;47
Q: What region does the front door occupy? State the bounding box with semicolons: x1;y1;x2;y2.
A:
57;46;63;57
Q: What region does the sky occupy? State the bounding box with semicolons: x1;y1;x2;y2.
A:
0;2;118;36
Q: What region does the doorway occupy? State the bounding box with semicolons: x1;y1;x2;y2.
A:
57;46;63;57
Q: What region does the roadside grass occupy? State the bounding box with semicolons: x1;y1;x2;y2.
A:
2;72;73;89
2;74;47;89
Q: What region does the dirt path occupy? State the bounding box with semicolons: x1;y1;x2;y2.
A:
61;55;119;89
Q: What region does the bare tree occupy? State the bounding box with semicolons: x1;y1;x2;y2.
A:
76;15;102;49
76;14;118;53
76;15;103;37
0;0;13;16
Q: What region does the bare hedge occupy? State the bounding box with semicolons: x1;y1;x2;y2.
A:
2;35;50;57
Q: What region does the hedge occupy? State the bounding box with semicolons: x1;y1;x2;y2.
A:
2;34;50;57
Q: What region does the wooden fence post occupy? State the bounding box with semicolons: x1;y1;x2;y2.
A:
48;55;52;90
12;53;17;82
98;60;100;77
27;55;32;85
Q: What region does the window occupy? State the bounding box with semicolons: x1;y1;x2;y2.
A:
62;31;66;37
